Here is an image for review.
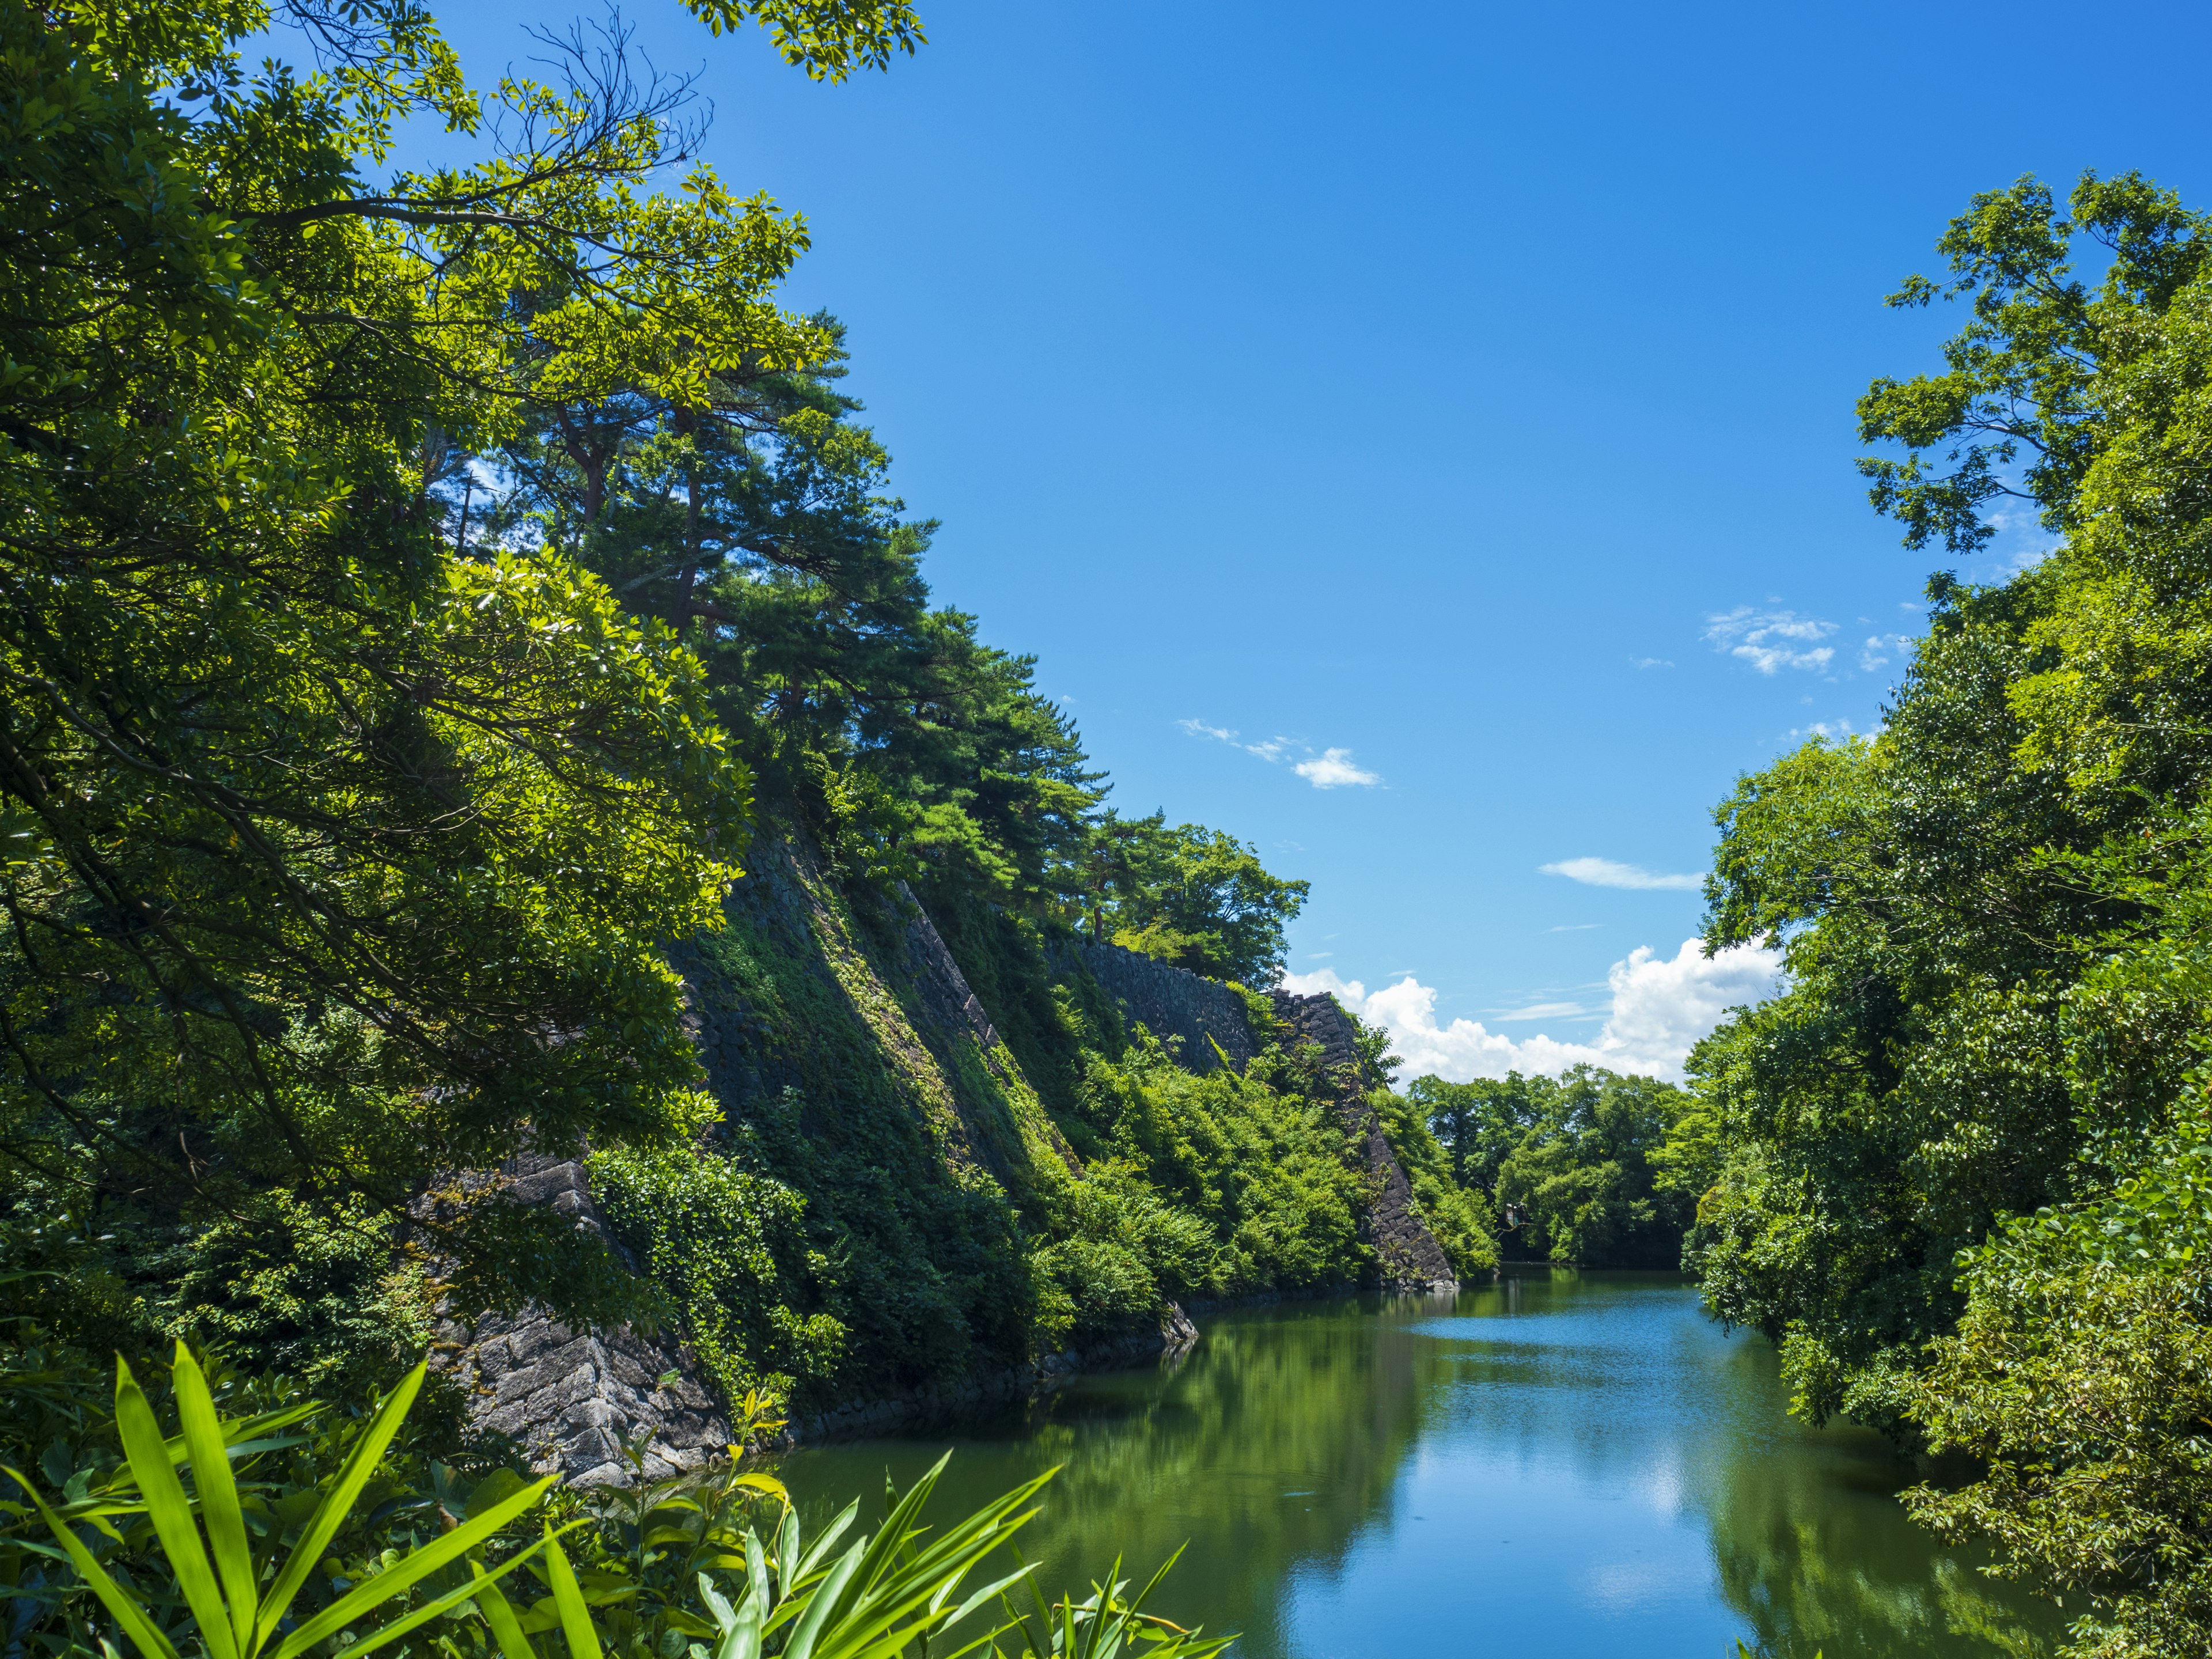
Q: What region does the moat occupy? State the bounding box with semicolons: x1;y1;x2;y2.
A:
780;1271;2063;1659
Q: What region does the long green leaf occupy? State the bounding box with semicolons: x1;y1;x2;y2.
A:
541;1531;603;1659
473;1565;536;1659
698;1571;761;1659
775;1505;801;1592
253;1361;428;1652
781;1540;861;1659
944;1564;1037;1631
113;1358;240;1659
171;1344;256;1654
9;1469;183;1659
850;1454;948;1598
789;1502;854;1590
332;1539;559;1659
744;1528;769;1620
267;1472;556;1659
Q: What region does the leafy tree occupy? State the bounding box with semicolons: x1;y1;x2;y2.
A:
1408;1073;1546;1193
1492;1067;1690;1267
1090;815;1309;987
0;0;923;1329
1687;170;2212;1654
1404;1068;1688;1268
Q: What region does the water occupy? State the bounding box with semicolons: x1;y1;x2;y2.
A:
778;1271;2062;1659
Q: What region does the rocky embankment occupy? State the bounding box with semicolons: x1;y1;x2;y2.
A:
436;854;1456;1483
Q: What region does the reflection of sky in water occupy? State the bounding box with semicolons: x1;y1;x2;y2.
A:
780;1276;2059;1659
1278;1279;2048;1659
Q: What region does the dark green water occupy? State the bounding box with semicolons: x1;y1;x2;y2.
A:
778;1271;2062;1658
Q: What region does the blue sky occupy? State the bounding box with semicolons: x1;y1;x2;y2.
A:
423;0;2210;1075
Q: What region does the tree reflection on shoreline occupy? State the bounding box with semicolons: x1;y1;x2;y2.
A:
779;1277;2059;1659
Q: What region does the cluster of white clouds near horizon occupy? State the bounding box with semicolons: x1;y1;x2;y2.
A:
1282;854;1783;1083
1176;600;1943;1079
1282;940;1782;1084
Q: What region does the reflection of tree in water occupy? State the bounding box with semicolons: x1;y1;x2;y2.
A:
783;1295;1448;1659
785;1279;2065;1659
1685;1340;2059;1659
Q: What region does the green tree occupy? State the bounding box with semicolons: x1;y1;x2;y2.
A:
1688;170;2212;1654
0;0;923;1336
1493;1067;1690;1267
1093;816;1309;987
1407;1073;1547;1193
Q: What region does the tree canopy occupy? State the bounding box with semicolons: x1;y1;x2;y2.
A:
0;0;1317;1352
1680;171;2212;1657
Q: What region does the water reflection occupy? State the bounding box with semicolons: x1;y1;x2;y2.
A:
779;1273;2058;1659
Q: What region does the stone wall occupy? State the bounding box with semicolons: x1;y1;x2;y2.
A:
1059;938;1260;1073
434;858;1454;1481
433;1155;735;1486
435;1150;1199;1472
1270;990;1459;1294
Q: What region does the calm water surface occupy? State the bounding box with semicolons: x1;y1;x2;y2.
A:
778;1272;2061;1659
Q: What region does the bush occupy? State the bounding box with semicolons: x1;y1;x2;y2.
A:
1029;1236;1161;1349
588;1144;846;1407
1;1343;1232;1659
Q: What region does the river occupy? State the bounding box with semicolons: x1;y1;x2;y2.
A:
778;1271;2063;1658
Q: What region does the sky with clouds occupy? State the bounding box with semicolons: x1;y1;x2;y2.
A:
428;0;2210;1079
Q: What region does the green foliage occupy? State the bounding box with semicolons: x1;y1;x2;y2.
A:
0;0;1370;1472
1406;1074;1538;1194
1493;1069;1691;1267
1027;1238;1161;1351
1405;1067;1689;1268
1694;170;2212;1654
0;0;931;1324
0;1342;1227;1659
1067;1036;1369;1298
2;1342;557;1659
1091;817;1309;988
587;1145;846;1407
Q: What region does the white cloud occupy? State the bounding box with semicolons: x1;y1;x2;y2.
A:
1633;657;1675;670
1294;747;1381;789
1540;856;1703;892
1547;923;1602;933
1179;723;1379;787
1279;938;1783;1083
1488;1000;1596;1022
1704;607;1838;674
1859;632;1912;672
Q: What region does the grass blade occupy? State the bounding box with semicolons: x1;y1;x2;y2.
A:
333;1537;560;1659
775;1505;801;1592
9;1469;183;1659
791;1502;855;1588
781;1540;861;1659
255;1361;427;1651
266;1474;556;1659
113;1358;240;1659
171;1344;256;1654
472;1564;536;1659
542;1531;603;1659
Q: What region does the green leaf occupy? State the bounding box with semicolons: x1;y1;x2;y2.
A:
541;1530;603;1659
472;1565;537;1659
255;1362;429;1652
267;1471;557;1659
113;1357;240;1659
171;1344;256;1654
7;1468;183;1659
